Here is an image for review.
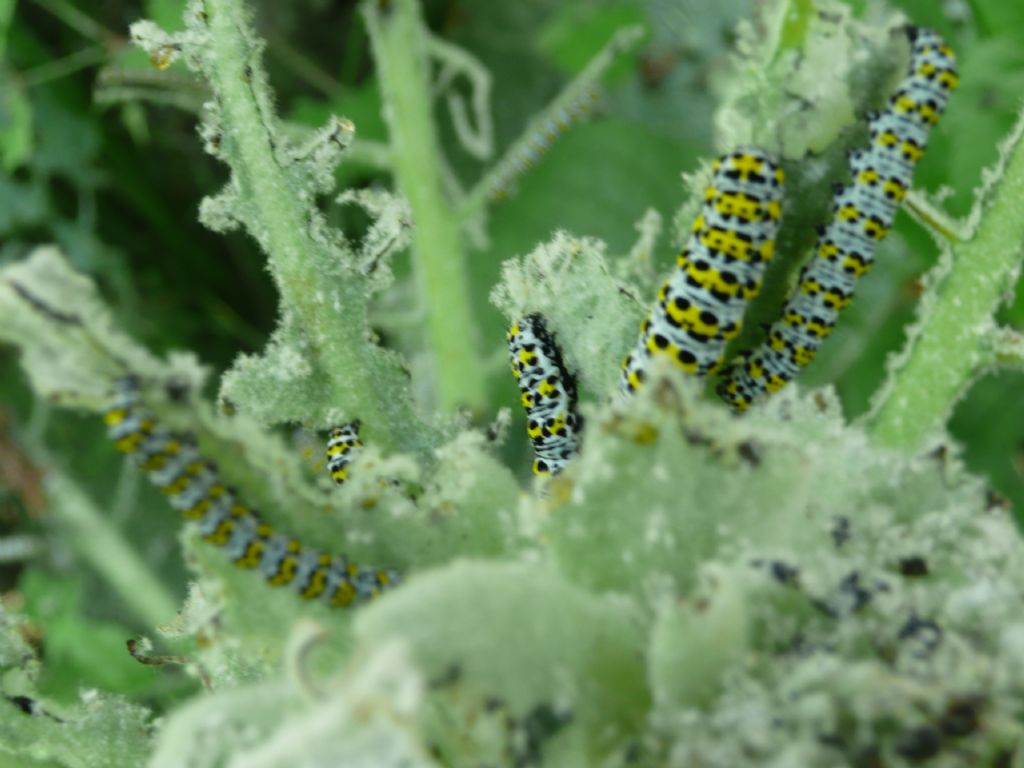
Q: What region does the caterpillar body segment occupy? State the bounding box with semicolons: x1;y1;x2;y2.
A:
620;148;785;394
717;26;957;412
103;377;398;608
507;315;583;476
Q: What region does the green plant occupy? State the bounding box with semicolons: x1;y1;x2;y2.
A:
1;0;1023;765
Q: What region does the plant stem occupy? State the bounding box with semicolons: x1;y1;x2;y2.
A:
265;29;339;96
776;0;814;56
45;465;180;629
19;396;177;630
201;0;429;451
33;0;117;45
868;111;1024;450
20;45;107;88
364;0;488;414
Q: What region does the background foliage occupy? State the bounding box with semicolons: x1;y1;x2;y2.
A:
0;0;1022;764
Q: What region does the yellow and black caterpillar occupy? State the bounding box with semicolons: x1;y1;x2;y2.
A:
104;377;397;608
325;421;362;485
717;26;958;411
507;315;583;476
620;147;785;394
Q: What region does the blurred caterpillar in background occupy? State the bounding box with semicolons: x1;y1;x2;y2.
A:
489;85;601;201
507;315;583;476
620;148;785;394
325;420;362;485
104;377;397;608
717;26;958;411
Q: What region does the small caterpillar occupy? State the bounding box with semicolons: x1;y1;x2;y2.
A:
104;377;397;608
325;421;362;485
717;26;958;411
489;86;601;201
507;315;583;476
621;148;785;394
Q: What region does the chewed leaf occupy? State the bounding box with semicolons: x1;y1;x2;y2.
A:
0;247;200;405
491;231;643;396
0;608;154;768
336;187;413;291
354;560;649;757
715;1;897;157
648;565;750;709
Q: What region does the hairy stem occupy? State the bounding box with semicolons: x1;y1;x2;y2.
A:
201;0;431;451
364;0;488;414
868;110;1024;450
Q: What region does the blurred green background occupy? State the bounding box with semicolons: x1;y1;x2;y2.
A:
0;0;1021;705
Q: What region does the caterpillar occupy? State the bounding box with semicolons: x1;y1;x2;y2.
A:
325;421;362;485
620;148;785;394
717;26;958;411
507;315;583;476
489;85;601;201
104;377;397;608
